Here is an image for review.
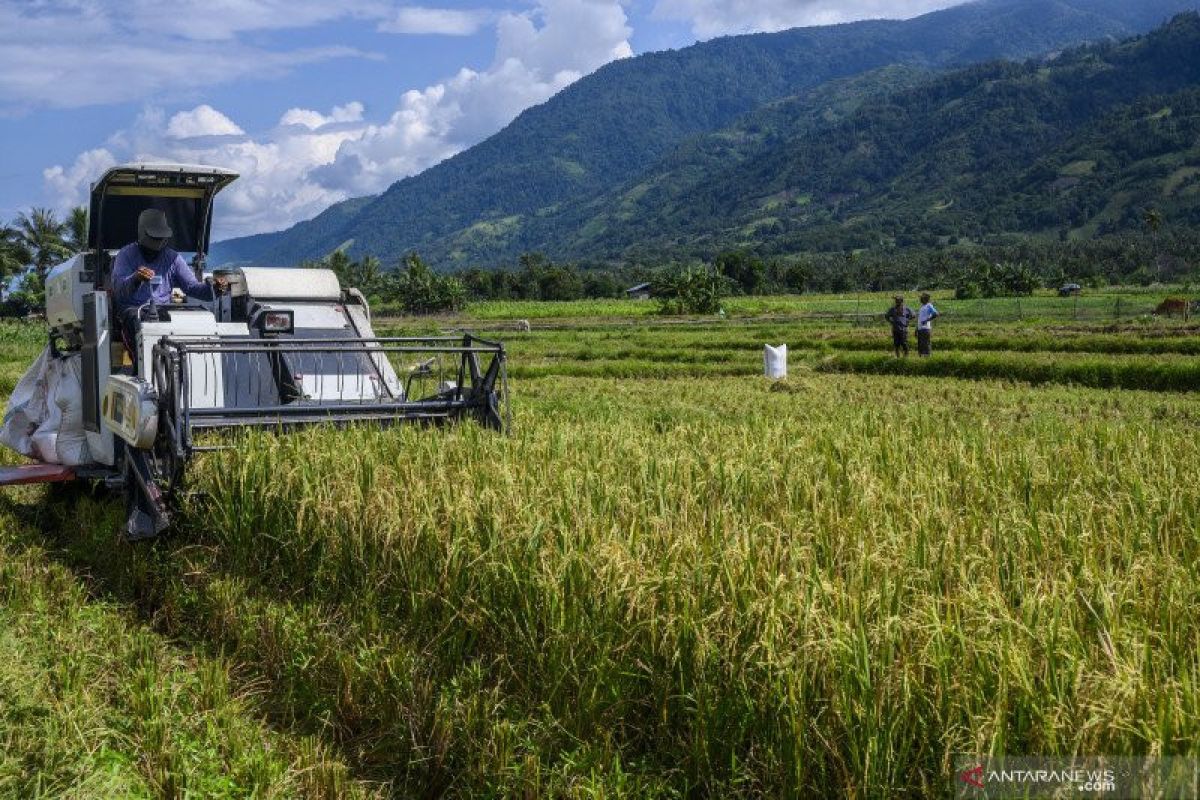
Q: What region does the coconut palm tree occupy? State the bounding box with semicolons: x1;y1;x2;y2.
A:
66;206;88;253
0;223;32;280
355;255;382;294
16;207;71;280
325;249;352;284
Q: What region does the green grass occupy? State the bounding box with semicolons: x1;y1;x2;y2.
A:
815;351;1200;392
14;375;1200;796
813;331;1200;356
381;288;1182;324
0;490;373;798
0;293;1198;796
467;321;1200;386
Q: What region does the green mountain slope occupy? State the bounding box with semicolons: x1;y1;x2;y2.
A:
216;195;375;267
506;65;939;259
212;0;1200;268
569;13;1200;261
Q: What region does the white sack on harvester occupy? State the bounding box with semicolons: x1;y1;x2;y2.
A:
1;345;92;466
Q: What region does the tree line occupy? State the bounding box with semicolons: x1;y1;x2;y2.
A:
301;225;1199;315
2;203;1195;318
0;207;87;313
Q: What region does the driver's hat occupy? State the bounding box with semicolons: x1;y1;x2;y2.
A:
137;208;173;240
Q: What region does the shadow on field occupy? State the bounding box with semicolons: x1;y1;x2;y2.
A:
0;487;402;797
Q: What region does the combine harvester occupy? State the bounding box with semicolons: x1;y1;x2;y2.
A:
0;163;508;538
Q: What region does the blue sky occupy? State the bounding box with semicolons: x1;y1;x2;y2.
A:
0;0;964;240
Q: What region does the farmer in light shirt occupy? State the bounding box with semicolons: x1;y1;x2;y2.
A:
917;292;939;357
111;208;227;363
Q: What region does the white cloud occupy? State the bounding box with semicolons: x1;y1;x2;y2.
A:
280;102;366;130
315;0;633;195
116;0;390;42
653;0;966;38
0;0;632;114
169;106;376;238
42;0;636;240
0;0;383;110
378;6;494;36
43;148;118;208
39;102;373;238
167;105;246;138
497;0;633;82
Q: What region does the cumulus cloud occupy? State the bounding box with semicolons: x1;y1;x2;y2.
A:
316;0;633;195
43;148;118;207
653;0;967;38
280;102;366;130
166;105;246;138
42;0;635;240
41;102;380;239
378;6;495;36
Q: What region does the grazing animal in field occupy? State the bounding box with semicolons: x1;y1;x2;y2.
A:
516;319;532;332
1153;298;1191;317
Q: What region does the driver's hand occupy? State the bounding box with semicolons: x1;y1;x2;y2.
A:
135;266;155;283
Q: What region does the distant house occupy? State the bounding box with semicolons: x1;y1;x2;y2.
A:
626;282;653;301
1058;283;1082;297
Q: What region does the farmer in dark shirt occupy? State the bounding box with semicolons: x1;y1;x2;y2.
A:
111;209;227;366
884;295;916;358
111;215;212;312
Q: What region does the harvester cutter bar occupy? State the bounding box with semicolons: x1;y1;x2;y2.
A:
153;334;509;461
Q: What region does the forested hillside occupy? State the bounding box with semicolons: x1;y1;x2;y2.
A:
211;0;1200;268
562;12;1200;261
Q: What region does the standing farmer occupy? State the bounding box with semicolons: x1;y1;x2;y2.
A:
917;292;939;357
884;295;916;358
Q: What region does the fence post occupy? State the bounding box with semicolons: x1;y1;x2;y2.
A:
1074;295;1079;321
1115;297;1122;321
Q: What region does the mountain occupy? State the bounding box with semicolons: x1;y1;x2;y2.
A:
216;195;374;267
557;13;1200;260
212;0;1200;268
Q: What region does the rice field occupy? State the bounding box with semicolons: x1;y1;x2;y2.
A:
0;296;1197;797
418;287;1174;323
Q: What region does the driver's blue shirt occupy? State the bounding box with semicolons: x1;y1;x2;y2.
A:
111;243;213;311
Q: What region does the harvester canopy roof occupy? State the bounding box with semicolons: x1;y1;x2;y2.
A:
88;163;238;256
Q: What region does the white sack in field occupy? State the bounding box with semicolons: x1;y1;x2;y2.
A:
764;344;788;380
